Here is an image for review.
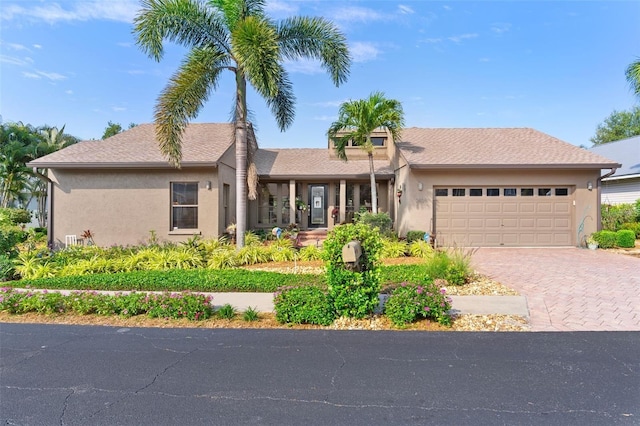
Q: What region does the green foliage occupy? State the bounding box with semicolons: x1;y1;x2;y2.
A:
620;222;640;239
243;306;260;322
591;230;617;249
590;106;640;145
406;230;426;243
601;203;637;231
422;250;471;285
274;285;335;326
616;230;636;248
322;223;383;318
102;121;123;139
297;245;323;261
216;303;236;319
0;226;26;258
380;238;408;258
19;268;324;292
0;208;31;225
384;282;452;327
355;212;393;235
0;288;213;320
408;240;435;258
0;254;15;281
636;199;640;222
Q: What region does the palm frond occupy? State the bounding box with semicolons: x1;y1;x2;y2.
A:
154;47;228;166
626;58;640;98
263;66;295;130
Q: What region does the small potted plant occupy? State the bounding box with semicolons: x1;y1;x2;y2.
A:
586;234;598;250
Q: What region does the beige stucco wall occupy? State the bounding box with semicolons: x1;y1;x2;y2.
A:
216;146;237;234
50;167;220;248
394;167;603;246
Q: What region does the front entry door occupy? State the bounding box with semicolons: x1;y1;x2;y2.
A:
308;184;327;228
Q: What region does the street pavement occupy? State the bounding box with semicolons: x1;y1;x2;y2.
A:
1;323;639;425
472;248;640;331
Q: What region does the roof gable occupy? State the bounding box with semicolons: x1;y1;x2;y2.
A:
28;123;237;168
398;127;620;169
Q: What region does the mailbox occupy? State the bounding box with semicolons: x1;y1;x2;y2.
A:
342;240;362;263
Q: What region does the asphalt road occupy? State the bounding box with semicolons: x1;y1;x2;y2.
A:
1;324;639;425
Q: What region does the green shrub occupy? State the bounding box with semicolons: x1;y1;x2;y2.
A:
0;254;15;281
620;222;640;239
297;245;323;261
19;268;325;292
384;281;452;327
322;223;383;318
354;212;392;235
408;240;434;258
216;303;236;319
0;208;31;226
0;226;26;258
381;239;408;258
380;264;432;287
635;199;640;222
423;251;450;280
273;285;335;326
616;230;636;248
406;230;426;243
601;203;636;231
591;230;617;249
445;249;472;285
243;306;260;322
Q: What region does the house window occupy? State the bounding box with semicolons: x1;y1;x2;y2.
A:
555;188;569;196
504;188;517;197
538;188;552;196
371;137;387;146
521;188;534;196
171;182;198;229
470;188;483;196
452;188;465;197
435;188;448;196
487;188;499;197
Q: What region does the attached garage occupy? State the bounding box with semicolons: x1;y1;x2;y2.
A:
434;186;573;247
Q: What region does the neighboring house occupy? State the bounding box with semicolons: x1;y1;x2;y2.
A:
588;136;640;205
29;124;619;248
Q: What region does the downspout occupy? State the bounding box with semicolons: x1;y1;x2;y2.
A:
32;168;53;249
597;168;617;231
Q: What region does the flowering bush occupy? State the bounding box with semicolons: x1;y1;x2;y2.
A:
384;281;452;327
0;288;212;320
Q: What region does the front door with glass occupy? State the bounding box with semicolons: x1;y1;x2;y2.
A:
308;184;327;228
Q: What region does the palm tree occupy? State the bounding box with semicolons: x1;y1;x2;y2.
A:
626;59;640;98
133;0;350;248
328;92;404;214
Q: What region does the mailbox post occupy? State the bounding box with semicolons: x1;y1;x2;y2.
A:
342;240;362;271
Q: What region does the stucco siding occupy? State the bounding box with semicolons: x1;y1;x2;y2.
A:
601;177;640;205
51;168;219;248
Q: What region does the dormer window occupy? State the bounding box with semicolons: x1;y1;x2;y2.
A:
371;137;386;146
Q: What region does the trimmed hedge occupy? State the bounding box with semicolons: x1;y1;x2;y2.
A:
592;230;617;249
17;269;324;292
616;230;636;248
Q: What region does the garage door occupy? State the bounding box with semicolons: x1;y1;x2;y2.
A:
434;186;573;247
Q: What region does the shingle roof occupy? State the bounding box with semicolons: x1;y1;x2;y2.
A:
255;149;394;179
398;127;620;169
588;136;640;178
28;123;235;168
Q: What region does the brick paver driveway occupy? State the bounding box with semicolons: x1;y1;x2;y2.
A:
471;248;640;331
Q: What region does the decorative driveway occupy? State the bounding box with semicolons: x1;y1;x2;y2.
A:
471;248;640;331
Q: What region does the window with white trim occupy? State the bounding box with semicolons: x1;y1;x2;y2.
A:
171;182;198;229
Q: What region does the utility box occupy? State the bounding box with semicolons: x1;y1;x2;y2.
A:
342;240;362;264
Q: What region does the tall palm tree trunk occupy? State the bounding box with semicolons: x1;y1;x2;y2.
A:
235;71;248;248
368;152;378;213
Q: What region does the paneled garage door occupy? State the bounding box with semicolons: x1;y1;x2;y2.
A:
434;186;573;247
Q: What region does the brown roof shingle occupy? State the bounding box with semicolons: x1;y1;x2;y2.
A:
255;149;393;178
398;127;620;169
28;123;235;168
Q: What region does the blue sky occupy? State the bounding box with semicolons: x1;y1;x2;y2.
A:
1;0;639;148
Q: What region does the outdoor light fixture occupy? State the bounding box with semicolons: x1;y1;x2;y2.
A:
587;181;593;191
418;182;423;191
206;181;212;190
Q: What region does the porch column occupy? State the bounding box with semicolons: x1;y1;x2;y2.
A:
276;184;282;225
339;180;346;223
353;185;360;211
289;180;296;226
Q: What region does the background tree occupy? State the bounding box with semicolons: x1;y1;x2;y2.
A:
590;106;640;145
328;92;404;214
133;0;350;248
626;58;640;98
102;121;123;139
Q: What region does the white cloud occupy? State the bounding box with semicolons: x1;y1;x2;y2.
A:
1;1;139;24
0;54;29;66
350;41;381;63
5;42;29;51
448;33;478;43
21;70;66;81
491;23;511;34
112;106;127;112
22;71;41;79
283;58;323;75
33;44;42;49
117;42;132;48
398;5;414;15
421;38;443;44
330;6;384;23
265;0;297;15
